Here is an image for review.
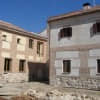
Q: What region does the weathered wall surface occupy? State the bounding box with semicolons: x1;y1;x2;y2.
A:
0;29;48;83
49;11;100;89
56;76;100;90
50;12;100;48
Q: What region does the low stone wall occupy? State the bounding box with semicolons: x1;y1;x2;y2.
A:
56;76;100;90
0;73;28;83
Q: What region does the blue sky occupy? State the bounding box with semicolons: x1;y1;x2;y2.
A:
0;0;100;33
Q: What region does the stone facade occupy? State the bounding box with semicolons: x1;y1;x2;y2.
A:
0;21;48;83
56;76;100;90
48;5;100;90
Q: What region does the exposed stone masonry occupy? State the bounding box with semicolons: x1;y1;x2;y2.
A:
0;73;28;83
56;76;100;90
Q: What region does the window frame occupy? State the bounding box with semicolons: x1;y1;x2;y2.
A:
2;35;7;41
29;39;33;48
4;58;12;72
97;59;100;74
19;60;25;72
59;27;72;40
92;22;100;36
63;60;71;74
17;38;21;44
37;41;44;56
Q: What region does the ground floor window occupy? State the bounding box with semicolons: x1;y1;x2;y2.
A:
19;60;25;72
4;58;11;72
97;59;100;73
63;60;71;73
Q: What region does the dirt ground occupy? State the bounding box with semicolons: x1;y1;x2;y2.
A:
0;82;100;100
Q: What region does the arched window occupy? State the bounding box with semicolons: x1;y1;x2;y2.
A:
59;27;72;39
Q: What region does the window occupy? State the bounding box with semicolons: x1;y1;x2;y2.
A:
19;60;25;72
37;42;44;56
63;60;71;73
97;59;100;73
17;38;21;44
4;58;11;72
2;35;7;41
92;22;100;35
29;39;33;48
59;27;72;39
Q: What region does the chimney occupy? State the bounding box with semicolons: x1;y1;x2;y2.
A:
83;3;91;10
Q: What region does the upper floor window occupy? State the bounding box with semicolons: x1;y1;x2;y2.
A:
29;39;33;48
91;22;100;37
2;35;7;41
17;38;21;44
37;41;44;56
59;27;72;39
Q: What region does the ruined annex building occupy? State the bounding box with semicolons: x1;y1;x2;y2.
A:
0;20;48;83
48;3;100;90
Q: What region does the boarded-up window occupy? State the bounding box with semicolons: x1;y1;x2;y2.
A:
4;58;11;72
19;60;25;72
59;27;72;39
63;60;71;73
97;59;100;73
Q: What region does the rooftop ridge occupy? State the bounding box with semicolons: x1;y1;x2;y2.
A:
48;5;100;22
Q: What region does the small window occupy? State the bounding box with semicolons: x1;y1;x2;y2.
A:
2;35;7;41
17;38;21;44
19;60;25;72
63;60;71;73
97;59;100;73
4;58;11;72
59;27;72;39
29;39;33;48
37;42;44;56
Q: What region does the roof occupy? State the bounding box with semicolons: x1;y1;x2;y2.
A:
48;5;100;23
0;20;48;41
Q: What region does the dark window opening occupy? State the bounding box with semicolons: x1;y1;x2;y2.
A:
4;58;11;72
29;39;33;48
63;60;71;73
2;35;7;41
97;59;100;73
93;22;100;34
17;38;21;44
37;42;44;56
19;60;25;72
59;27;72;39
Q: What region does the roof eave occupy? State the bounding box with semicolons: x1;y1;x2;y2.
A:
0;25;48;41
48;7;100;23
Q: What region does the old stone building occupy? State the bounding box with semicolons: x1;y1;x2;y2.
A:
48;3;100;90
0;20;48;83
